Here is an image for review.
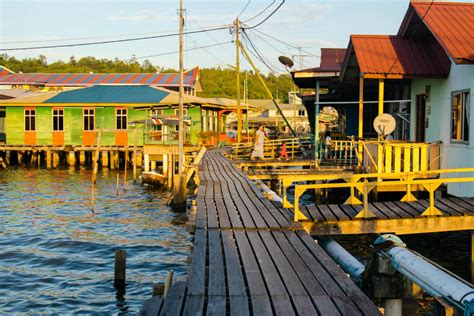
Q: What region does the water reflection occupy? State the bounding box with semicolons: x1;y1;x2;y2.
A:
0;168;192;314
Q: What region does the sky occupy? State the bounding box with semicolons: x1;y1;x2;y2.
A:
0;0;463;73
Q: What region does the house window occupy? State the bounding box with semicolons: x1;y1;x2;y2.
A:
25;109;36;131
451;90;470;143
116;108;127;130
53;109;64;131
298;110;306;116
83;109;95;131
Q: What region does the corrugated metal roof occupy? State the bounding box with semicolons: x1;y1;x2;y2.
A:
0;66;14;75
44;85;168;104
399;2;474;64
350;34;450;77
0;67;199;87
294;48;346;74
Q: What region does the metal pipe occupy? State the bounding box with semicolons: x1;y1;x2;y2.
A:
374;234;474;315
317;236;365;284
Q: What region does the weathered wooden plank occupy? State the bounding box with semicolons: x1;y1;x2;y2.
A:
213;182;232;228
259;230;317;314
352;204;388;219
449;197;474;213
375;201;412;218
208;230;226;297
296;231;364;297
389;200;422;217
284;231;344;297
139;296;163;316
159;281;186;316
438;198;472;215
233;230;273;314
351;296;383;316
312;296;342;316
328;204;351;220
206;296;226;315
306;204;324;221
332;296;363;316
187;229;207;296
183;295;205;316
417;199;457;216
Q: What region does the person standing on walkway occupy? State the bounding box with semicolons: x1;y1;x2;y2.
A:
251;124;266;160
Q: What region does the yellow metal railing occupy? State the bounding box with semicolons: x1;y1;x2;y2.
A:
291;168;474;221
231;136;311;160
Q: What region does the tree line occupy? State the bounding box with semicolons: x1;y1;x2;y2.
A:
0;54;293;102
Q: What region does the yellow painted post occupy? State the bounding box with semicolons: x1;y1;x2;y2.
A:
293;186;308;222
421;144;428;172
413;146;420;172
401;175;417;202
355;181;376;219
394;146;402;172
282;180;293;208
358;77;364;138
404;146;411;172
377;143;384;173
385;144;392;173
344;177;362;205
421;182;443;216
378;78;384;115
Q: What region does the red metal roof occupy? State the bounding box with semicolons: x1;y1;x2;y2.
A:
0;66;14;75
350;34;450;77
399;2;474;64
294;48;346;73
0;67;199;87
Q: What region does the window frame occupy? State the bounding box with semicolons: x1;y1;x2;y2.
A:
24;108;36;131
450;89;470;144
83;108;95;131
52;108;64;132
115;108;128;130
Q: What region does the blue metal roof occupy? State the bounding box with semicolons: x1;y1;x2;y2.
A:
44;85;169;104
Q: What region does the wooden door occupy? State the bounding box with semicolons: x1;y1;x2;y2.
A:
415;94;426;142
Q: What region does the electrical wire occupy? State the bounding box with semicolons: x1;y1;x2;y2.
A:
0;25;231;51
250;29;320;58
186;12;233;55
237;0;252;18
128;41;232;61
243;0;275;23
244;0;285;30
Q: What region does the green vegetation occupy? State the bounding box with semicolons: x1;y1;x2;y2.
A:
0;54;293;102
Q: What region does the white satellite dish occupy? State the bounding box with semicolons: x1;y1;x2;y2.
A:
373;113;396;136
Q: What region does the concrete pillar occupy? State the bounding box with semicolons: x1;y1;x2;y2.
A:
384;299;402;316
101;151;109;168
46;149;52;169
151;160;156;172
79;151;86;166
144;154;150;172
68;151;75;166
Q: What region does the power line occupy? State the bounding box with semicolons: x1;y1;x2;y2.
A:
243;0;275;23
128;41;232;61
244;0;285;29
242;31;286;76
186;12;233;55
0;25;231;51
250;29;320;58
237;0;252;18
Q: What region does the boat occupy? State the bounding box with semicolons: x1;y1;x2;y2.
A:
140;171;167;186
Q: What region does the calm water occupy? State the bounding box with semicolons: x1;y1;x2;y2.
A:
0;168;192;314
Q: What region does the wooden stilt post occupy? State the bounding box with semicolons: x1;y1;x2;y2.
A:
151;160;156;172
5;151;10;166
110;150;115;170
167;153;173;190
101;151;108;168
163;154;169;176
133;129;138;180
52;151;59;168
144;154;150;172
68;151;75;166
46;149;52;169
79;151;86;166
114;250;127;289
123;149;128;191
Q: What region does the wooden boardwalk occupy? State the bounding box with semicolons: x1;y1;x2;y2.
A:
144;151;380;315
298;198;474;235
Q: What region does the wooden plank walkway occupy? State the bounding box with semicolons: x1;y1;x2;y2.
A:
145;150;380;315
298;198;474;235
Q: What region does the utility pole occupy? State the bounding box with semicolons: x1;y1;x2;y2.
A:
173;0;186;210
235;17;242;143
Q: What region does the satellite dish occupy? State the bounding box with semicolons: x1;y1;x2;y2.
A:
373;113;396;136
278;56;294;69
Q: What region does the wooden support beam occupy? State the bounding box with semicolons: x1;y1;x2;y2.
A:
79;151;86;166
378;78;384;115
110;150;115;170
101;151;109;168
304;215;474;235
68;151;76;166
46;149;52;169
358;76;364;138
144;154;150;172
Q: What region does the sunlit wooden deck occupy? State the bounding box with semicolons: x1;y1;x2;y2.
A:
142;150;380;315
